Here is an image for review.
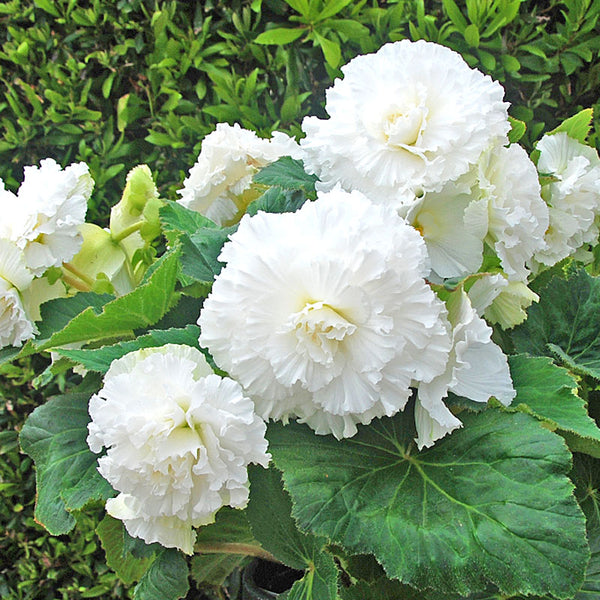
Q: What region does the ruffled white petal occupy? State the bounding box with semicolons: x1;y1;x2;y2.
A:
531;132;600;269
177;123;303;226
199;188;452;439
1;159;93;276
87;344;270;554
301;39;509;203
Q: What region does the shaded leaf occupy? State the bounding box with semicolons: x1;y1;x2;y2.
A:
19;392;114;535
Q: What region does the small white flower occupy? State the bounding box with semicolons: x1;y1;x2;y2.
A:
531;132;600;269
415;290;515;449
464;144;549;281
177;123;302;226
301;39;509;205
199;188;452;439
1;159;93;276
87;344;270;554
0;238;35;348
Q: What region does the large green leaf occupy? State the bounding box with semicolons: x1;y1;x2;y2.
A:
56;325;201;373
159;200;218;238
35;248;180;351
509;353;600;456
246;465;339;600
19;391;114;535
512;269;600;380
133;549;189;600
268;409;588;598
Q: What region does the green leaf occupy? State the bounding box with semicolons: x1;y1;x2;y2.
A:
313;31;341;68
160;200;218;237
442;0;468;32
267;409;588;597
191;508;256;586
508;116;527;144
512;269;600;380
254;28;305;45
572;454;600;599
247;187;307;217
464;24;479;47
178;227;234;285
247;465;339;600
509;354;600;457
548;108;594;144
33;0;60;16
56;325;201;373
253;156;318;192
317;0;353;21
36;248;180;350
19;392;114;535
133;549;189;600
97;515;153;585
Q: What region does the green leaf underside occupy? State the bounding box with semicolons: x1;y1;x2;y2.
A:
512;269;600;380
247;465;339;600
56;325;201;373
19;392;114;535
509;354;600;455
35;248;180;351
97;515;152;585
133;548;189;600
253;156;318;192
267;410;588;597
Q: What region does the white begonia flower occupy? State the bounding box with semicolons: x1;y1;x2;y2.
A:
403;181;487;279
199;188;453;439
301;39;510;207
1;159;93;276
415;289;515;449
464;144;549;280
177;123;303;226
531;132;600;270
87;344;270;555
0;238;35;347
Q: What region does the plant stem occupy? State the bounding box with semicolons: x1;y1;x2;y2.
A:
194;542;281;564
111;221;144;243
62;262;95;288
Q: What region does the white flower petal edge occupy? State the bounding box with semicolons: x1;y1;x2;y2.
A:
177;123;303;226
415;290;515;449
531;132;600;270
2;159;93;276
301;39;509;205
199;188;453;439
464;144;549;281
87;344;270;554
0;238;35;348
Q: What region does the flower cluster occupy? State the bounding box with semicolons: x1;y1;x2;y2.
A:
8;39;600;557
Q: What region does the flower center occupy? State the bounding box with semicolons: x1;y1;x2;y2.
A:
287;301;356;366
382;106;425;147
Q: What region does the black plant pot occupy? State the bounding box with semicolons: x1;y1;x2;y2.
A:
240;559;304;599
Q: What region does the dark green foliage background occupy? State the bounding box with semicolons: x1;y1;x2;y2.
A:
1;0;599;598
